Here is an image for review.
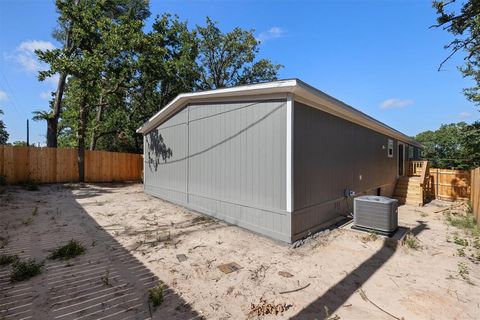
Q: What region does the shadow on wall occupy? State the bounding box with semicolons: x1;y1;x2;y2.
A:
0;184;199;320
290;221;429;320
146;102;286;172
147;130;173;171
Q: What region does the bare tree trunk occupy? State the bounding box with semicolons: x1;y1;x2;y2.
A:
89;95;104;150
78;95;88;182
46;0;78;147
47;73;68;147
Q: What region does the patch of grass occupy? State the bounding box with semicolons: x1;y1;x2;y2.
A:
465;201;473;214
473;252;480;262
0;236;8;249
32;206;38;216
457;247;466;257
22;217;33;226
101;269;111;286
458;262;469;280
445;211;479;237
0;254;19;266
24;180;39;191
404;233;419;249
191;215;213;224
473;238;480;250
149;283;165;307
48;240;86;260
10;259;43;282
453;236;469;247
361;231;378;242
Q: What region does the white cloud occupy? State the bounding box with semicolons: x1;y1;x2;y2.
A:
380;98;414;110
18;40;55;52
12;40;56;73
459;112;472;119
40;91;53;99
257;27;286;42
0;90;8;102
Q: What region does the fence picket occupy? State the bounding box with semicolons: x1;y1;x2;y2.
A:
0;146;142;184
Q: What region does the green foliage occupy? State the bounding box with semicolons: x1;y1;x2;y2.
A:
404;233;419;249
415;121;480;169
149;283;165;307
22;217;33;226
48;239;86;260
433;0;480;106
24;180;39;191
453;236;469;247
457;261;470;281
196;17;282;90
10;259;43;282
445;211;479;237
11;141;28;146
0;108;8;145
33;2;282;154
0;254;19;266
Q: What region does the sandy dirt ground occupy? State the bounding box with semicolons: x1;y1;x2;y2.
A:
1;183;479;320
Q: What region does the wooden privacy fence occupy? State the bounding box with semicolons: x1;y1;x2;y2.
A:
0;145;143;184
427;168;471;202
471;167;480;227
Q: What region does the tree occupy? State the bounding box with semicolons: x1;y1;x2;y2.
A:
36;0;150;148
196;17;282;90
36;4;284;156
433;0;480;106
11;141;28;146
415;121;480;169
36;0;78;148
36;0;149;181
0;109;8;145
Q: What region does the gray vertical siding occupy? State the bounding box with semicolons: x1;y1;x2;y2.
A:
144;108;188;204
144;96;418;243
292;101;399;240
144;99;290;242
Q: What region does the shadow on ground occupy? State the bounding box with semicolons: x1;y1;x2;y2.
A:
290;220;429;320
0;184;201;320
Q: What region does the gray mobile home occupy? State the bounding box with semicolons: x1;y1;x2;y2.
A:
137;79;421;243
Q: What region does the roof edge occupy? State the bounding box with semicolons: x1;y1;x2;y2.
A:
136;79;420;147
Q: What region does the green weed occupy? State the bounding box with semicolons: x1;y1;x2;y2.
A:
10;259;43;282
22;217;33;226
149;283;165;307
453;236;469;247
404;233;419;249
458;262;469;281
48;240;86;260
362;231;378;242
0;254;19;266
24;181;39;191
101;269;111;286
445;211;479;237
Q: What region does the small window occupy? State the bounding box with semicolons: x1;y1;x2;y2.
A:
408;146;414;159
387;139;393;158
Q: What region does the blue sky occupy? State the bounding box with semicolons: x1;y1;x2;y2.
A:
0;0;478;145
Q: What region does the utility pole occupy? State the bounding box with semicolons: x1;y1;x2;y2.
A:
26;119;29;147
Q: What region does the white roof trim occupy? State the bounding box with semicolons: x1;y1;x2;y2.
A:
136;79;420;147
